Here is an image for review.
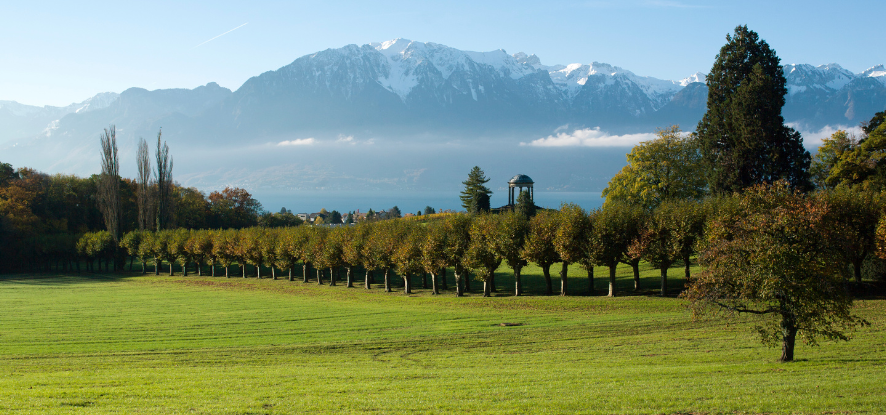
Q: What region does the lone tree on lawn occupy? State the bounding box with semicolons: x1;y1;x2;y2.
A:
460;166;492;213
682;181;867;362
696;25;811;194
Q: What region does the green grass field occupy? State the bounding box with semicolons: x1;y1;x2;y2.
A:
1;263;883;414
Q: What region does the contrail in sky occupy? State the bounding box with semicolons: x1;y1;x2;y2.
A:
193;22;249;48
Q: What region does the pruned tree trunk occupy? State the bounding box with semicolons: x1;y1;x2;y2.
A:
272;266;276;280
303;263;309;283
514;266;522;296
346;266;353;288
317;268;323;285
329;267;337;286
660;266;668;296
780;315;797;362
483;269;493;297
384;268;391;292
182;261;188;276
365;269;372;289
225;265;230;278
211;264;215;277
155;259;161;275
608;264;617;297
560;262;569;296
141;261;146;275
587;266;594;295
288;268;293;281
404;273;412;294
454;269;463;297
197;262;202;276
256;264;261;279
431;272;439;295
632;262;640;291
169;262;174;276
542;265;552;295
242;264;246;278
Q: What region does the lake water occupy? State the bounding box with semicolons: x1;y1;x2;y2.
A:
253;190;605;215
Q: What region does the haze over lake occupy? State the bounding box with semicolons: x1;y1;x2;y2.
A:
253;189;605;215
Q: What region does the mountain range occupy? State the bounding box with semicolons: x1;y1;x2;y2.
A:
2;39;885;196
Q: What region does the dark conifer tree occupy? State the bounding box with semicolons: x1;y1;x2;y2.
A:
696;25;811;194
460;166;492;213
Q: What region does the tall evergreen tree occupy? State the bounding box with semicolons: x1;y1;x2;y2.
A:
460;166;492;213
696;25;810;194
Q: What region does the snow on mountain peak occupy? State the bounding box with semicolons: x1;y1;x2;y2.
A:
862;65;886;84
679;72;706;86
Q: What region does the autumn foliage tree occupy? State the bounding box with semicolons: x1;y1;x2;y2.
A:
683;182;867;362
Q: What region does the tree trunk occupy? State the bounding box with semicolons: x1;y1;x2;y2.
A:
560;262;569;296
441;267;448;290
780;315;797;362
454;268;463;297
211;264;215;277
660;266;668;296
514;266;522;296
483;269;493;297
608;264;617;297
431;272;439;295
242;263;246;278
272;266;276;280
365;269;372;289
197;261;202;276
490;272;497;292
169;262;174;276
303;263;310;283
256;264;261;279
542;265;552;295
587;266;594;295
404;273;412;294
464;271;471;292
317;268;323;285
141;261;146;275
346;266;353;287
329;267;337;286
632;262;640;291
853;260;863;284
384;268;391;292
182;261;188;276
155;259;161;275
225;265;230;278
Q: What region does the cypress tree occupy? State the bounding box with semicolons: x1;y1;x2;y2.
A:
697;25;811;194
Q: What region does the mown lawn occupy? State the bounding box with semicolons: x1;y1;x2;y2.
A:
0;263;883;414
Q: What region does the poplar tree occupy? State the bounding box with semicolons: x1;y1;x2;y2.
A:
697;25;810;194
98;126;121;246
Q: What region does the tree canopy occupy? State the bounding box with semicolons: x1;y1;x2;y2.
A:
603;126;706;209
696;25;811;194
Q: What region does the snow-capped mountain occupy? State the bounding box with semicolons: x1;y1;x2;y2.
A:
3;39;885;149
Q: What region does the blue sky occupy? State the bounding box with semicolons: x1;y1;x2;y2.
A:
2;0;883;107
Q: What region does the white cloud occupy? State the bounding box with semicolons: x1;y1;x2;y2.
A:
277;138;315;146
337;135;354;143
789;124;865;147
520;127;657;147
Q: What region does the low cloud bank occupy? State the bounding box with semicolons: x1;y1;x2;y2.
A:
791;124;865;147
521;127;657;147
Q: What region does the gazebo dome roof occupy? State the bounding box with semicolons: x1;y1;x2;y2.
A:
508;174;534;185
